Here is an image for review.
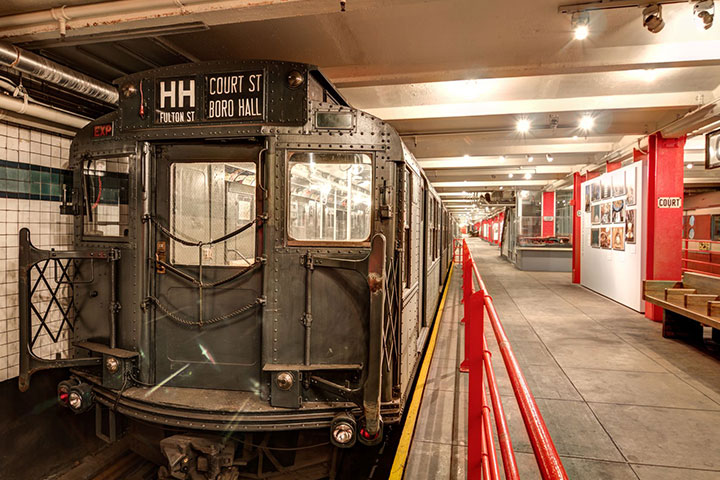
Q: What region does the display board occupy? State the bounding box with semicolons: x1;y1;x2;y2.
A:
580;163;646;312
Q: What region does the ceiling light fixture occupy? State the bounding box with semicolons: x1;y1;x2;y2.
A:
516;118;531;134
499;155;506;162
464;154;470;159
642;4;665;33
524;172;532;180
579;115;594;131
546;154;554;162
527;155;534;162
509;173;514;178
694;0;715;30
571;11;590;39
687;163;694;169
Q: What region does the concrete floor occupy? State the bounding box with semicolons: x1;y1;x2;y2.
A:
406;238;720;479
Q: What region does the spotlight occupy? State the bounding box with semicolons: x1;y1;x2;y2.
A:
527;155;534;162
516;118;531;133
508;173;514;178
499;155;506;162
524;172;532;180
694;1;715;30
546;154;554;162
579;115;594;131
642;4;665;33
572;11;590;40
687;163;694;169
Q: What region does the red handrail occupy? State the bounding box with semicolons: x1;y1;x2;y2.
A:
682;238;720;277
456;238;568;480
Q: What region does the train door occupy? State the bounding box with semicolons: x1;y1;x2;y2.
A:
150;143;264;390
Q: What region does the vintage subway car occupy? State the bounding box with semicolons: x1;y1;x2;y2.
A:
17;60;456;479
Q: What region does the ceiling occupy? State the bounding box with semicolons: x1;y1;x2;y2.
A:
1;0;720;218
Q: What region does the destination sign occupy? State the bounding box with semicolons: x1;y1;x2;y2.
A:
205;70;264;122
153;70;265;125
155;76;198;124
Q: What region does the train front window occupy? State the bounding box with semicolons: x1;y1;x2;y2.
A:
82;156;130;239
288;152;372;242
170;162;256;266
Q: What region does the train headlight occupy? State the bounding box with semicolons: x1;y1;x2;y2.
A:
287;70;304;89
105;356;119;374
57;378;79;407
330;412;357;448
276;372;294;391
67;383;94;414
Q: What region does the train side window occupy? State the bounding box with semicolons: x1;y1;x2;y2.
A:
170;162;256;266
288;152;372;243
403;168;412;288
82;156;130;240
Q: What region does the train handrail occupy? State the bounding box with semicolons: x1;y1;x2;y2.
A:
456;238;568;480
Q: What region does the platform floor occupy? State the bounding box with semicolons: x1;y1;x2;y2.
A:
406;238;720;479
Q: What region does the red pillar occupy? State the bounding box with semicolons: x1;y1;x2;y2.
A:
645;133;686;321
542;191;555;237
571;172;585;284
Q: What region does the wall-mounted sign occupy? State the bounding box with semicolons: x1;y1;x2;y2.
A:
543;216;554;221
706;127;720;169
658;197;682;208
155;76;197;124
92;123;113;137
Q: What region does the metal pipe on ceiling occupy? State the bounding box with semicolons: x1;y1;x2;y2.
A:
0;92;90;129
0;41;118;104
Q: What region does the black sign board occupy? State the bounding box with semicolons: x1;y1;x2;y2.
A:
205;70;264;122
153;70;265;125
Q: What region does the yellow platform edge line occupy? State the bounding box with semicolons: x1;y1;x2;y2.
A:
388;262;455;480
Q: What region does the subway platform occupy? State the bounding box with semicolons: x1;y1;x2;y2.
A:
404;238;720;480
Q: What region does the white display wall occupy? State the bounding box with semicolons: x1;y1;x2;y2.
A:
580;162;646;312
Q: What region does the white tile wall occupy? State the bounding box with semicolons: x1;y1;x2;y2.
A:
0;121;74;382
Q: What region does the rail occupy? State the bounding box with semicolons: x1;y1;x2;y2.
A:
456;238;568;480
682;238;720;278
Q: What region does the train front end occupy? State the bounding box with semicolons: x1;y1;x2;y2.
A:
17;61;405;479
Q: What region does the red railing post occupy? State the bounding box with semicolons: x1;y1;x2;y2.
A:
465;289;485;475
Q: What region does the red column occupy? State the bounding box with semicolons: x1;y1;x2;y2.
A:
571;173;585;284
542;191;555;237
645;133;686;321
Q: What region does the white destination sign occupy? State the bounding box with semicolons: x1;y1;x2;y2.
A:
658;197;682;208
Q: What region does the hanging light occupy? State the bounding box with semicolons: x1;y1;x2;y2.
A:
516;118;531;133
642;4;665;33
571;11;590;39
694;1;715;30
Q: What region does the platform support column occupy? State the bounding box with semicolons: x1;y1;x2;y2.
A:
645;133;686;321
542;191;555;238
571;172;585;284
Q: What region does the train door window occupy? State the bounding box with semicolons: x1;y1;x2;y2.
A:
170;162;256;266
82;156;130;240
288;152;372;243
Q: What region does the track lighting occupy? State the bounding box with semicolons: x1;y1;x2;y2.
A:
516;118;531;134
571;11;590;39
642;4;665;33
694;1;715;30
579;115;594;131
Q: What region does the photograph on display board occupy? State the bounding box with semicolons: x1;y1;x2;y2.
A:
592;205;601;225
585;184;591;212
591;228;600;248
600;227;611;249
613;171;626;197
626;169;636;206
612;226;625;251
626;209;636;244
591;183;601;202
600;203;611;224
612;200;625;223
601;177;611;199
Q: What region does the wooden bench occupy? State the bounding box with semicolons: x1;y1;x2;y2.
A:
644;272;720;341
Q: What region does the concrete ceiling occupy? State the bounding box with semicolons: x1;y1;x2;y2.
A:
2;0;720;218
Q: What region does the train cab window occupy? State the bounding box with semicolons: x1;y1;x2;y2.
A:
288;152;372;242
82;156;130;239
170;162;256;266
403;168;412;288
